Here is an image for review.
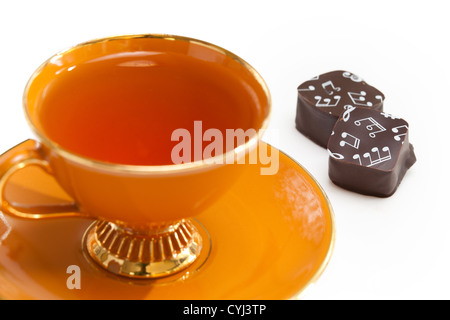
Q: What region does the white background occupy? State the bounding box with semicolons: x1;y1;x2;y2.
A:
0;0;449;299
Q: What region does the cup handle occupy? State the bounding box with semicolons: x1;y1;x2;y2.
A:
0;139;82;219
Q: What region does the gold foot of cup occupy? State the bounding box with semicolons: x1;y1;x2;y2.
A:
83;219;205;279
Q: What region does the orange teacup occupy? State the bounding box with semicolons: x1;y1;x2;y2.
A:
0;34;271;278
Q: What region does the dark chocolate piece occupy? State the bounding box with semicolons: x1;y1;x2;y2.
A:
296;70;385;148
327;107;416;197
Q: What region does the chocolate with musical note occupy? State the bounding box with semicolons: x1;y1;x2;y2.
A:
327;107;416;197
296;70;385;148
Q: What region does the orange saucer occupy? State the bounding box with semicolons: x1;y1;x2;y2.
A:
0;144;335;299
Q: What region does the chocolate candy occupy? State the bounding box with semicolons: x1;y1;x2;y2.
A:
327;107;416;197
296;70;385;148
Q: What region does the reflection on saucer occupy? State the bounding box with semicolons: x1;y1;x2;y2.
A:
0;143;335;300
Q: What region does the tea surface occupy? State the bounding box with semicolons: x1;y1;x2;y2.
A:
38;51;258;165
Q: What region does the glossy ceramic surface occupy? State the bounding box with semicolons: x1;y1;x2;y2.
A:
0;143;335;299
1;34;271;229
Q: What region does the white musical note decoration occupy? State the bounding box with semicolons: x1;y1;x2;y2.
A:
348;91;373;107
354;117;386;138
353;154;362;165
328;149;344;160
298;85;315;92
375;95;384;104
321;80;341;95
392;125;409;141
314;95;341;107
363;146;392;167
342;105;356;122
342;71;363;82
380;112;399;119
340;132;360;149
